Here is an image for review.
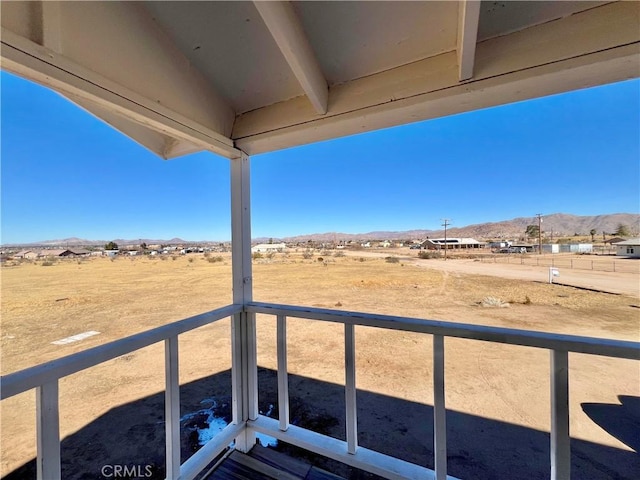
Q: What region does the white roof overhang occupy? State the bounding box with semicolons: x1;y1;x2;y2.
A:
1;1;638;160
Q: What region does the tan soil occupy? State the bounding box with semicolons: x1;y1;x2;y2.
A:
1;253;638;479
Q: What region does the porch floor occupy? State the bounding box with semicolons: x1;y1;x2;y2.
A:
206;444;346;480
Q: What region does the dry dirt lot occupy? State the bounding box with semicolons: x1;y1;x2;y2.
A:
1;252;638;479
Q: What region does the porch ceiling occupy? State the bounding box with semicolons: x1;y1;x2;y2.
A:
1;1;638;159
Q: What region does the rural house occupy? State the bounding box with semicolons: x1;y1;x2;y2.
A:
13;250;38;259
615;238;640;258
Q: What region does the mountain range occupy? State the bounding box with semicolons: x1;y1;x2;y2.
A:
272;213;640;243
6;213;639;247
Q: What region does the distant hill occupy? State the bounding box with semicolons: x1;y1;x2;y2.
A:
276;213;640;242
5;213;638;247
11;237;191;247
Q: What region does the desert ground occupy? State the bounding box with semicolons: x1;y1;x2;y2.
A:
1;251;638;479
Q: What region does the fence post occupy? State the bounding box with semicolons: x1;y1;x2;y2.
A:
277;315;289;431
433;335;447;480
165;336;180;480
345;323;357;454
36;380;61;480
550;350;570;480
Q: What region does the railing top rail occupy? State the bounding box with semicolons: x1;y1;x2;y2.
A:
0;304;242;400
246;302;640;360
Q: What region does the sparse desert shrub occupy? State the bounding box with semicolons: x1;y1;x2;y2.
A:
358;257;365;262
524;296;532;305
302;250;313;260
317;257;324;262
418;250;441;259
41;260;55;267
266;252;275;260
481;296;510;308
207;256;223;263
252;252;263;260
385;256;399;263
188;258;194;263
334;250;345;257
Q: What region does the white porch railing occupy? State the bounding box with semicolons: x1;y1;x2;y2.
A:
245;302;640;480
0;304;244;480
1;302;638;480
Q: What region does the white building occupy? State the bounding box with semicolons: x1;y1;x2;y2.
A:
422;238;484;250
251;243;286;253
615;239;640;258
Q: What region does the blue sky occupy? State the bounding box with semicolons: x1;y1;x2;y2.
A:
1;71;639;244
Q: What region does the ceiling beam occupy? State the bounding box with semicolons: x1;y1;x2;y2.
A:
1;1;242;159
1;29;242;159
41;1;62;53
235;44;638;155
253;1;328;115
234;0;639;154
457;0;481;81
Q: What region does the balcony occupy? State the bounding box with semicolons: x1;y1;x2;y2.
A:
2;3;639;479
2;301;638;480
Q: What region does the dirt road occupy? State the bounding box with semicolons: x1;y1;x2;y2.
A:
347;250;640;298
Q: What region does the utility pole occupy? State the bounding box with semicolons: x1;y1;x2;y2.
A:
441;219;450;261
536;213;543;254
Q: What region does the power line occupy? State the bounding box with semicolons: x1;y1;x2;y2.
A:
535;213;543;255
441;219;451;261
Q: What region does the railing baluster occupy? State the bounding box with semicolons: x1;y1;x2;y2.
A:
551;350;570;480
433;335;447;480
345;323;357;454
36;380;60;480
277;315;289;431
165;336;180;480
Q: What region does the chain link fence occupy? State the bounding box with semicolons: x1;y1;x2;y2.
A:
478;254;640;274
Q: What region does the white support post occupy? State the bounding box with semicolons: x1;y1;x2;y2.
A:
345;323;358;454
36;380;61;480
165;336;180;480
277;315;290;431
433;335;447;480
231;152;257;452
551;350;570;480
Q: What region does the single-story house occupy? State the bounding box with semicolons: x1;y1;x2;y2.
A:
421;238;485;250
604;237;626;245
13;250;39;259
40;249;76;257
615;238;640;258
69;248;91;256
251;243;286;253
